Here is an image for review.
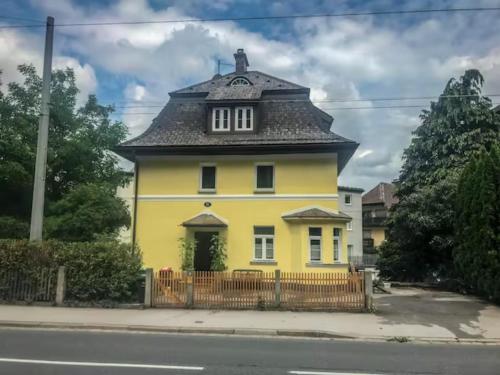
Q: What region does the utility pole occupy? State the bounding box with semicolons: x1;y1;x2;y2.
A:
29;16;54;241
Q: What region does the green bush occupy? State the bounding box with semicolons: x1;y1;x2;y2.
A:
0;239;142;302
0;216;29;239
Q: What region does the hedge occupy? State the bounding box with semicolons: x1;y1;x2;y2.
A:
0;239;142;302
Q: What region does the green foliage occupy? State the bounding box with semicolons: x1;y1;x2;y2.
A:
0;216;29;239
210;235;227;271
0;65;129;240
379;69;500;281
0;239;142;302
454;146;500;302
45;183;130;242
179;237;196;271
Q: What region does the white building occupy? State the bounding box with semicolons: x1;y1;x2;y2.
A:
338;186;364;263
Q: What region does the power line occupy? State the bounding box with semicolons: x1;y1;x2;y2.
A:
1;6;500;29
108;93;500;108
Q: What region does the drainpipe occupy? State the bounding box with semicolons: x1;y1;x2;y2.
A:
132;153;139;247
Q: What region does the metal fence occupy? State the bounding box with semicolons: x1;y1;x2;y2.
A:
349;254;379;267
0;268;57;303
152;270;366;311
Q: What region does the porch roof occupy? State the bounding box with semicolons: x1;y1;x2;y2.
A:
181;212;228;227
282;206;351;222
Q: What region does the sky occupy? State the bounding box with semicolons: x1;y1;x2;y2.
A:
1;0;499;191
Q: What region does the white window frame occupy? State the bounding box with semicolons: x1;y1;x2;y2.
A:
309;227;322;263
231;77;251;86
333;228;342;263
235;106;253;131
254;162;275;192
346;221;353;231
199;163;216;193
212;107;230;132
253;234;275;261
344;193;352;205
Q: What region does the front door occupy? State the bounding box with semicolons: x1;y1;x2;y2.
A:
194;232;217;271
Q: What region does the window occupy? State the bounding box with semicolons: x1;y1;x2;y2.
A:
346;221;353;231
212;108;230;131
255;164;274;191
309;227;322;262
231;77;250;86
200;164;216;192
254;226;274;260
347;244;354;258
333;228;342;262
235;107;253;130
344;194;352;205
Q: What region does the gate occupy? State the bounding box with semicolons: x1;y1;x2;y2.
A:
0;268;57;303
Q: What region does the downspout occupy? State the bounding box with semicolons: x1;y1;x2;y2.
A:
132;152;139;247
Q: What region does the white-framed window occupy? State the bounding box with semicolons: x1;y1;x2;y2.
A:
254;226;274;260
255;163;274;192
212;107;230;131
231;77;250;86
309;227;322;262
333;228;342;262
235;106;253;131
344;194;352;205
346;221;353;231
347;244;354;258
199;164;216;192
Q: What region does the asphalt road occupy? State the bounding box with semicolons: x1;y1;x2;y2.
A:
0;328;499;375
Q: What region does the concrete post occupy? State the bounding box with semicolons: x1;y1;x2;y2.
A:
55;266;66;306
144;268;153;308
274;269;281;307
186;271;194;308
364;270;374;310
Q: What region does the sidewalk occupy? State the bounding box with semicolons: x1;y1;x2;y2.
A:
1;288;499;344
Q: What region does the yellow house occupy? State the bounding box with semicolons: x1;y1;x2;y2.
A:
116;49;358;273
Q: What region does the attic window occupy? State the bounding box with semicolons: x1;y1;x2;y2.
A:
231;77;250;86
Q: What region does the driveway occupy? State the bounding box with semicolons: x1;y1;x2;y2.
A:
374;287;500;339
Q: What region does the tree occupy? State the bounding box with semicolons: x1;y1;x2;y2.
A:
379;70;500;281
454;146;500;302
0;65;129;240
44;183;130;242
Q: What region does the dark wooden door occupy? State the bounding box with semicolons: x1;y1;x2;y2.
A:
194;232;217;271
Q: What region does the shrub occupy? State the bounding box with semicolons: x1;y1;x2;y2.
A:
179;237;196;271
0;239;142;302
0;216;29;239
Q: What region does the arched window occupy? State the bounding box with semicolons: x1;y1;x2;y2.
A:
230;77;250;86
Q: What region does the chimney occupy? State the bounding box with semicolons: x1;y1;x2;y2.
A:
234;48;249;74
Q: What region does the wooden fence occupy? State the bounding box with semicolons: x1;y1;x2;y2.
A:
0;268;57;303
152;270;366;311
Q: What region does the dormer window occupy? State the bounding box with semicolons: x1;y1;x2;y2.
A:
235;107;253;131
230;77;250;86
212;107;230;132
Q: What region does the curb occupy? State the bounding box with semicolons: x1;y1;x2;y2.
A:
0;321;499;345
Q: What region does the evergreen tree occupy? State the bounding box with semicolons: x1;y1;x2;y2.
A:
454;146;500;302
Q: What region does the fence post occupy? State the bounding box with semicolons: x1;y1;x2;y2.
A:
186;271;194;308
144;268;153;307
55;266;66;306
274;269;281;308
364;270;374;311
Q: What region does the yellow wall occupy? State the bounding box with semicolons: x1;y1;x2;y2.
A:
135;155;349;273
370;227;386;247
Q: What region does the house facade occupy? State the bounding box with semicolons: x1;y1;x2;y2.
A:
338;186;363;263
116;49;358;273
362;182;398;253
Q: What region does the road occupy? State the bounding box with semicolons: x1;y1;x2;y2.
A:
0;328;499;375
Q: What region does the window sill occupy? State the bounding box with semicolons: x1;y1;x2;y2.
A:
250;260;277;266
254;189;275;194
306;262;348;268
198;189;216;194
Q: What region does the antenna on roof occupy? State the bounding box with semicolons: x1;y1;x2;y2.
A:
217;59;233;75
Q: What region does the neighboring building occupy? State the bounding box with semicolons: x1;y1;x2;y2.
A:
116;49;358;273
362;182;398;253
116;171;135;243
338;186;363;263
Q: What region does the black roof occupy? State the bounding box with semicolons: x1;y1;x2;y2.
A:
338;186;364;193
116;60;358;173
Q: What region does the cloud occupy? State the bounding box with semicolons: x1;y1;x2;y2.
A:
2;0;499;190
